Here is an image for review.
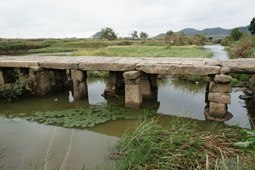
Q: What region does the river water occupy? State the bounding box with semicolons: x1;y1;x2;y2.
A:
0;46;255;169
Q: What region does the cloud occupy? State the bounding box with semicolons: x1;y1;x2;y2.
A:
0;0;254;38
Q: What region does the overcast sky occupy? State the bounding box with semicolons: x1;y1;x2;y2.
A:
0;0;254;38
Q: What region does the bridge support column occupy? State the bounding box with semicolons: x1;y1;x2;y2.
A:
149;74;158;90
71;69;88;100
123;71;142;108
29;67;51;96
205;73;232;121
104;71;124;96
141;74;154;99
0;69;5;86
53;70;68;88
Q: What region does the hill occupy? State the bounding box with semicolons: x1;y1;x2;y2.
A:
155;26;250;39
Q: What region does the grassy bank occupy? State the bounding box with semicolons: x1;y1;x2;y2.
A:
221;35;255;59
74;45;212;58
0;38;212;58
114;119;255;169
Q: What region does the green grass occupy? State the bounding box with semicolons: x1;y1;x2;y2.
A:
74;45;212;58
0;38;212;58
114;119;255;169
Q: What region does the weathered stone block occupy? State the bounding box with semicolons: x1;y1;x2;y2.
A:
71;70;85;81
30;66;44;72
249;75;255;90
125;84;142;108
34;70;51;96
209;82;232;93
136;64;221;75
208;92;231;104
73;79;88;100
104;71;124;96
124;78;140;85
205;61;221;66
123;71;141;80
104;83;116;96
141;79;152;99
209;102;226;116
220;67;231;74
214;74;232;84
0;70;4;86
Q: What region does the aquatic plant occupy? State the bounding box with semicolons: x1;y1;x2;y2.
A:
26;104;155;128
114;119;255;169
0;71;31;103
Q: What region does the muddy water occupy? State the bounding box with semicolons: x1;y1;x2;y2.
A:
1;77;254;169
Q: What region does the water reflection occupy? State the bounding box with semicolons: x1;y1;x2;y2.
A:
1;77;255;169
157;78;206;121
0;117;117;170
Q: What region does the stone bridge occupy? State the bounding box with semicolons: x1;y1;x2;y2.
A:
1;56;255;121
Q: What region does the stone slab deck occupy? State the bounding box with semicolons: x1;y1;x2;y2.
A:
0;56;255;75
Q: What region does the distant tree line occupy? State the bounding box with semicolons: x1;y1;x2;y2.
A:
93;27;149;41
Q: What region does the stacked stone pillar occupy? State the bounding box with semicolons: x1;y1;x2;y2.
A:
0;69;4;86
140;74;154;99
71;69;88;100
123;71;142;108
104;71;124;96
205;67;232;121
29;67;51;96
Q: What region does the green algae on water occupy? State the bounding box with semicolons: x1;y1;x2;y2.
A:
26;104;156;128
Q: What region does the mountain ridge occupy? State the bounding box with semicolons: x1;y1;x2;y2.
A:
155;26;250;39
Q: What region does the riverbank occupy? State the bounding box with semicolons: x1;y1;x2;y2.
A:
0;38;212;58
114;119;255;169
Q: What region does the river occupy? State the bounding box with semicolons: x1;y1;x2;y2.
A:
0;45;254;169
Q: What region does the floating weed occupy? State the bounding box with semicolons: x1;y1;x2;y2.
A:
26;104;156;128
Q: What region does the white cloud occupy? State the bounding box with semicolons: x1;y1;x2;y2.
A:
0;0;254;38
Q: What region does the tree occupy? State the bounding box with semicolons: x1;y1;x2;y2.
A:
99;27;117;40
166;30;174;36
139;31;148;39
130;30;139;40
248;17;255;35
230;28;242;41
164;30;174;46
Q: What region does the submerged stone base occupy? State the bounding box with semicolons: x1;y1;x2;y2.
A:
0;70;4;86
71;69;88;100
104;71;124;96
29;69;51;96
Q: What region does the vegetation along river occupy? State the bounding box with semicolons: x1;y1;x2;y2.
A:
0;45;254;169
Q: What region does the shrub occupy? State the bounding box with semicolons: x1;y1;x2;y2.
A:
229;37;253;58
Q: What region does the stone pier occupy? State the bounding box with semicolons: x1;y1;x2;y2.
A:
205;67;232;121
104;71;124;96
71;69;88;100
123;71;142;108
141;74;154;99
0;69;4;86
29;67;51;96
